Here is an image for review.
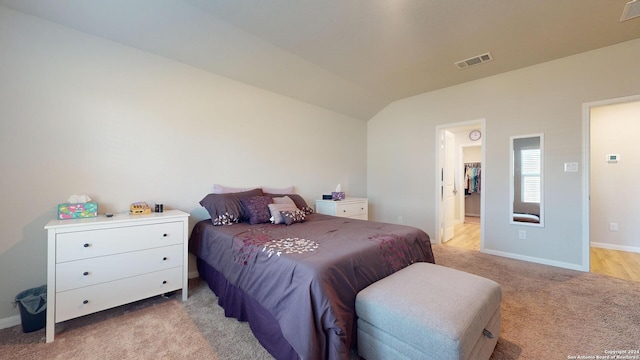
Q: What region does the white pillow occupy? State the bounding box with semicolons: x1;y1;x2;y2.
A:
268;203;299;224
272;196;295;205
262;186;294;194
213;184;254;194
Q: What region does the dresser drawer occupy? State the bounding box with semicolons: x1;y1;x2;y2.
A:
336;202;367;217
56;221;184;263
55;267;182;322
56;245;183;292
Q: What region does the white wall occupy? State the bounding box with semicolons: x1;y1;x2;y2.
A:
590;100;640;252
0;7;366;320
368;37;640;270
462;145;482;164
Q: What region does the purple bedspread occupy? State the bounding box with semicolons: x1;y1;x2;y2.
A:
189;213;434;360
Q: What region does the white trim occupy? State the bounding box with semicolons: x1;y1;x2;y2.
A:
591;242;640;254
483;249;587;272
582;93;640;273
0;315;21;330
188;270;199;279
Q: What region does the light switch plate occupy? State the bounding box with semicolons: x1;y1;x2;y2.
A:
564;162;578;172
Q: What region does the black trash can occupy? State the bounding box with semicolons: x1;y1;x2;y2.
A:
14;285;47;333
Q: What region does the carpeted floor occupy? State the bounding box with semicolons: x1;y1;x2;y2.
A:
1;244;639;359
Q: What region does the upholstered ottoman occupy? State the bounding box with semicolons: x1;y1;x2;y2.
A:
355;262;501;360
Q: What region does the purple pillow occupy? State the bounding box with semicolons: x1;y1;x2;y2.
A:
280;210;306;225
241;196;274;225
199;188;264;225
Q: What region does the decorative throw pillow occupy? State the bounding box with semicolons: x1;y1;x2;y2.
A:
241;195;274;225
280;210;306;225
268;203;299;224
200;188;264;225
266;194;314;214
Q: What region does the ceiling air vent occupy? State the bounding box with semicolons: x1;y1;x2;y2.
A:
455;52;493;70
620;0;640;22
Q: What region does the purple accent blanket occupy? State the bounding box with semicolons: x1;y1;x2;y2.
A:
189;213;434;360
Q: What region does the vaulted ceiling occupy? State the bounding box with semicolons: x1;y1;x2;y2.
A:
3;0;640;120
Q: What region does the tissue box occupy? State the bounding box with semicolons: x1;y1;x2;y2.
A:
57;202;98;220
331;192;345;200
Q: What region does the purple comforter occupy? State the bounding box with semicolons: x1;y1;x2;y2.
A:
189;213;434;360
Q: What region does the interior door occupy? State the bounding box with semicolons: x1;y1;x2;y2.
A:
443;130;456;242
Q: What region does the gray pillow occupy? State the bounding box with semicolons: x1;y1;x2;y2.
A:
268;203;299;224
280;210;306;225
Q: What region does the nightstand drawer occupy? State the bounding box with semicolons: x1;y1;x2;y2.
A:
315;198;368;220
56;221;184;263
56;245;183;292
336;202;367;217
55;267;182;322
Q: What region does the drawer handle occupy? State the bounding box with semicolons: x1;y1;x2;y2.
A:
83;271;89;276
162;280;167;284
83;300;89;305
163;233;168;237
343;210;346;212
83;243;90;248
162;257;168;261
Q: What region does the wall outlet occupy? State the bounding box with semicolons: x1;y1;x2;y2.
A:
609;223;618;231
518;230;526;239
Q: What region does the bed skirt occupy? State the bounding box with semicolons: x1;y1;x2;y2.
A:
196;258;298;360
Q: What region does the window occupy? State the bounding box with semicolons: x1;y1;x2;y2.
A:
521;148;541;203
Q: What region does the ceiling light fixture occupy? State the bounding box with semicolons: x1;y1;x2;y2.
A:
620;0;640;22
454;52;493;70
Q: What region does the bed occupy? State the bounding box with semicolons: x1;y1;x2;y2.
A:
189;189;435;360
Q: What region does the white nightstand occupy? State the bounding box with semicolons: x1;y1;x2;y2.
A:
44;210;189;342
315;198;368;220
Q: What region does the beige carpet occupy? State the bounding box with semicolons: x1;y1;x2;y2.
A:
1;245;639;359
0;292;220;360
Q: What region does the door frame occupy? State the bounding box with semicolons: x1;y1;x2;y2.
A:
435;119;486;248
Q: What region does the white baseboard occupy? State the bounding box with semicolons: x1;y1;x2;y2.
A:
482;248;588;272
591;242;640;254
188;270;199;279
0;314;21;330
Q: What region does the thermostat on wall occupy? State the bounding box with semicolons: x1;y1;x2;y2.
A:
607;154;620;163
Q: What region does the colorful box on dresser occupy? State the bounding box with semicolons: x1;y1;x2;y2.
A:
57;202;98;220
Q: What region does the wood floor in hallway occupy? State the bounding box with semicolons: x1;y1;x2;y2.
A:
444;219;640;282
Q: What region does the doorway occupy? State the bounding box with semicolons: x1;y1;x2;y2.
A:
436;119;485;251
584;94;640;281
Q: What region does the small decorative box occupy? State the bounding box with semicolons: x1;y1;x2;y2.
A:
57;202;98;220
331;192;345;201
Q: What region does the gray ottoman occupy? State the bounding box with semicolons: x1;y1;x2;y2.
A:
355;262;501;360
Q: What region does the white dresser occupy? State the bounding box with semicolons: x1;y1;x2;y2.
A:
44;210;189;342
315;198;368;220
